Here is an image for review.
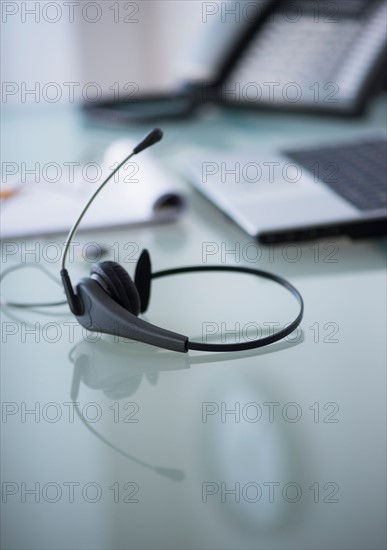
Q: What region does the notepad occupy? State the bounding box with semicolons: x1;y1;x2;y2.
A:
1;139;186;239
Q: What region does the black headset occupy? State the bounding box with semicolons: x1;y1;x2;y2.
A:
60;129;304;353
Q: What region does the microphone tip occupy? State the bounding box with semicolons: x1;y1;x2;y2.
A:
133;128;164;155
152;128;163;142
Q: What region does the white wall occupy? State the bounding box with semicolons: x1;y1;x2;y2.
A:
1;0;226;106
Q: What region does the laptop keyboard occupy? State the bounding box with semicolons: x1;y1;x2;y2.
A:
285;139;387;211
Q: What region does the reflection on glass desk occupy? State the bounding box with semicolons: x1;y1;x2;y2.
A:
1;97;386;550
69;336;302;481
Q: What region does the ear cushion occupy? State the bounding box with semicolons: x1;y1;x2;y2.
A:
90;261;141;315
134;249;152;313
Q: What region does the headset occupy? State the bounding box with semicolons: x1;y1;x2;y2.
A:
60;129;304;353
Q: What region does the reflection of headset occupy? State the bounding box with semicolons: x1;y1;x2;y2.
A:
69;333;304;481
61;129;304;353
69;339;188;481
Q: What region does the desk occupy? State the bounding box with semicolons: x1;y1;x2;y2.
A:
1;98;386;550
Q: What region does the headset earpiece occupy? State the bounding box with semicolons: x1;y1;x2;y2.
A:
90;261;141;315
135;249;152;313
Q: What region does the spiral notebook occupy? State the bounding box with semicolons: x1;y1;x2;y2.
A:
1;139;186;240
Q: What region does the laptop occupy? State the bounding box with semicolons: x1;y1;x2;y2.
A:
184;137;387;243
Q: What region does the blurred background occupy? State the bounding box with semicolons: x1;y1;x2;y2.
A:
2;0;386;117
1;0;387;245
1;0;214;104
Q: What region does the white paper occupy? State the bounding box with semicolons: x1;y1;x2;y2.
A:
1;139;186;239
